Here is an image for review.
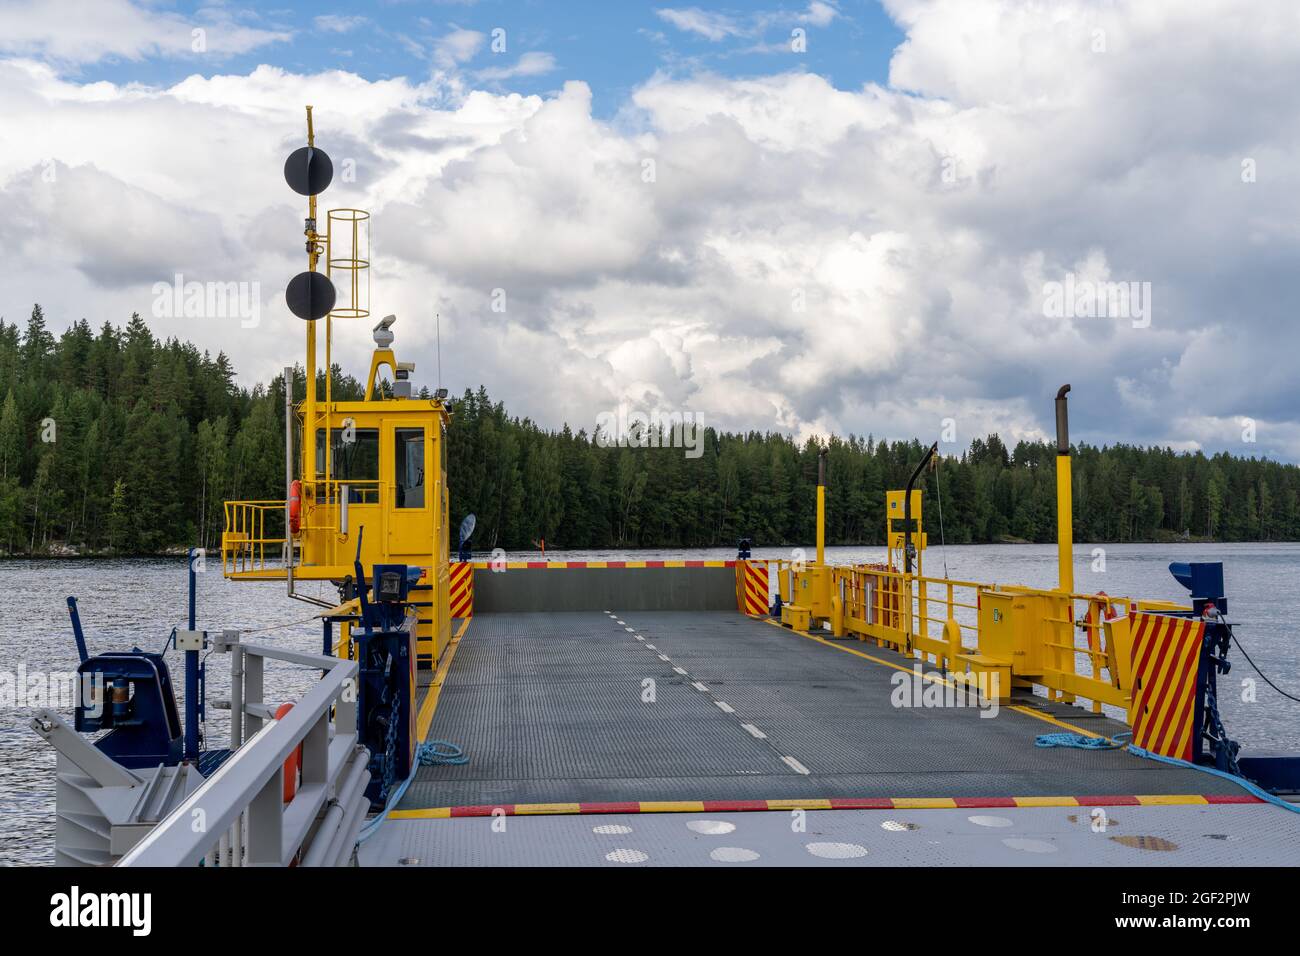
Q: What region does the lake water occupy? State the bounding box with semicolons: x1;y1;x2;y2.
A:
2;542;1298;865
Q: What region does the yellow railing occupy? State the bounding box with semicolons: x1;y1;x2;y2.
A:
221;500;287;577
222;479;385;578
830;563;1190;713
751;558;1189;716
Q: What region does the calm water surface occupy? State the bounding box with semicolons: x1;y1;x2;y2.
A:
2;542;1298;865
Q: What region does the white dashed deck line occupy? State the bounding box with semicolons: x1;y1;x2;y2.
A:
741;724;767;739
673;666;687;675
782;756;811;775
692;682;709;692
658;655;671;662
715;701;735;714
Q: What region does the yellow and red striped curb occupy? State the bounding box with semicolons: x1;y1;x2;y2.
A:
388;793;1257;820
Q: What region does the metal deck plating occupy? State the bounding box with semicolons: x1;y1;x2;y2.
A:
362;609;1298;865
362;803;1296;867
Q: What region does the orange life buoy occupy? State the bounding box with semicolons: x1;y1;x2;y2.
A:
288;480;302;535
274;703;303;802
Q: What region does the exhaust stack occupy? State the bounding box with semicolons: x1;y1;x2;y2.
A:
1055;385;1073;594
816;448;827;566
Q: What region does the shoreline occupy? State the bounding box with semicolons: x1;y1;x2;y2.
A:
2;538;1294;560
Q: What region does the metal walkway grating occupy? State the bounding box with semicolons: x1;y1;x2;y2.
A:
400;610;1245;811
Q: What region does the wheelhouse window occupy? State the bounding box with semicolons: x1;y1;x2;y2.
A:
395;428;425;508
316;427;379;503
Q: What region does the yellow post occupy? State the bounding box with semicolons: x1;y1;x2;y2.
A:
1056;456;1073;592
1054;385;1073;595
816;487;825;566
816;448;826;566
1054;385;1076;704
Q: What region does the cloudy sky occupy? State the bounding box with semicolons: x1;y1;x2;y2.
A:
1;0;1297;460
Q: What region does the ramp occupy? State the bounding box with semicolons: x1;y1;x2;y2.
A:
362;608;1300;867
399;610;1247;810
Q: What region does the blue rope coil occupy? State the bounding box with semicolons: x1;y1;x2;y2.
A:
1034;731;1128;750
1033;732;1300;815
418;740;469;766
357;738;470;843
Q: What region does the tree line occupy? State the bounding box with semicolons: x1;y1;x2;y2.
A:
1;304;1296;556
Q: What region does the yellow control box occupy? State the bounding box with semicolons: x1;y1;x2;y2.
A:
976;589;1048;675
781;603;812;630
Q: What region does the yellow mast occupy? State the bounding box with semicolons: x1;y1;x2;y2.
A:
303;105;321;494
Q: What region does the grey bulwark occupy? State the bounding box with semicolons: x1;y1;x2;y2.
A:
472;565;738;613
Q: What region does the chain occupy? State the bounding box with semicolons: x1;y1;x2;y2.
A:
381;691;399;800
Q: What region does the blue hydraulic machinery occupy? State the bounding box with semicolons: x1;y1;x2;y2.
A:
1168;561;1299;793
344;532;422;808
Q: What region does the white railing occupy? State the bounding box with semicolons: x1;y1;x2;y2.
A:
118;641;370;867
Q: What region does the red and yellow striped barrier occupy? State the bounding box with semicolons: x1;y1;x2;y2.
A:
389;792;1258;820
1129;614;1205;760
736;560;770;616
450;561;474;619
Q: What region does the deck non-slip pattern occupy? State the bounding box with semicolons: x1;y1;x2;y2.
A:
400;610;1244;811
362;803;1300;867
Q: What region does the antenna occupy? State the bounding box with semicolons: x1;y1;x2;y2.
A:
436;310;442;392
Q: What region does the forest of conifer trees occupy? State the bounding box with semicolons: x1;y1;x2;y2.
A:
1;304;1297;556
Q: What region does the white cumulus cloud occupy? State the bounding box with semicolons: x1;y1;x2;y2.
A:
4;0;1300;462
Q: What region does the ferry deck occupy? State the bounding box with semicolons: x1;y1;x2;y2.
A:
362;603;1298;867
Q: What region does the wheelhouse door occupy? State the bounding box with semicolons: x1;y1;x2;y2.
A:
387;424;432;558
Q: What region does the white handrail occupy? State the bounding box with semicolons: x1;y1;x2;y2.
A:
117;642;369;867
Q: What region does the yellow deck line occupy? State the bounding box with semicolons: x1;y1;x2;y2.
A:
766;798;832;810
1135;794;1209;806
762;618;1106;740
415;617;470;741
514;803;582;815
389;807;451;820
637;801;706;813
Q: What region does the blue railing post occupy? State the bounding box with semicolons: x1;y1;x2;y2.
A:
67;596;89;664
185;548;200;761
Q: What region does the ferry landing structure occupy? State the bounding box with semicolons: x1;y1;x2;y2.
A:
27;111;1300;868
